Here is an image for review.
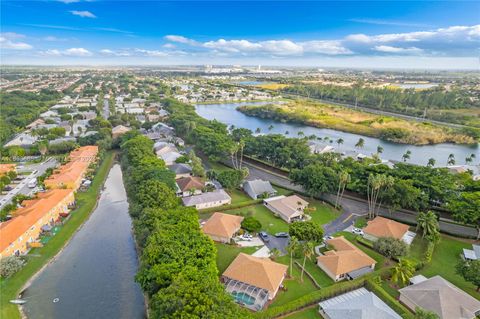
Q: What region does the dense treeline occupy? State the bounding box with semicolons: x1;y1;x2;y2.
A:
0;90;62;145
120;133;248;318
282;84;480;127
163;98;480;233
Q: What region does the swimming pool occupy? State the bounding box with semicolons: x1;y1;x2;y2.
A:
232;291;255;305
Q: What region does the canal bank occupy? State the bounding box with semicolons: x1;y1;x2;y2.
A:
195;102;479;166
0;152;116;319
20;162;145;319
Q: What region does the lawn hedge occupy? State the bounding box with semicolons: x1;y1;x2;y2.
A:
198;199;263;214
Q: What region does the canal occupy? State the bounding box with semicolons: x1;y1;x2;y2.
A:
195;102;479;166
21;164;145;319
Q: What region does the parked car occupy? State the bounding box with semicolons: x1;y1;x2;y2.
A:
241;234;252;241
352;228;364;236
259;231;269;242
3;186;13;192
274;232;289;238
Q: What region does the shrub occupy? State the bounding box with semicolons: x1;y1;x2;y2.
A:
289;221;324;243
0;256;24;278
373;237;408;259
241;216;262;233
423;241;435;264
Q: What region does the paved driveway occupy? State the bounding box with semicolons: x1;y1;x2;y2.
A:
263;233;289;255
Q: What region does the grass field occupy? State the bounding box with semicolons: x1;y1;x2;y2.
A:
0;151;115;319
308;199;341;226
294;256;334;288
238;99;475;145
284;306;322;319
215;243;258;274
221;204;290;234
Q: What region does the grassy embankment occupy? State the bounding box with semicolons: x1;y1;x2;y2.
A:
238;100;475;145
0;151;115;319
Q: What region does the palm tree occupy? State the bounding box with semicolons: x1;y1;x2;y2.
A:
286;236;299;278
255;127;261;134
270;248;281;260
335;171;350;209
268;124;274;131
297;131;305;137
285;130;289;135
416;211;439;240
465;155;473;165
402;150;411;162
447;153;455;166
376;145;384;154
427;158;436;167
355;138;365;149
336;138;344;147
391;258;415;286
300;242;314;283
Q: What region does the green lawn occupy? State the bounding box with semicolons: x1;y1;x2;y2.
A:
307;199;341;226
270;256;319;307
414;234;480;300
0;152;115;319
221;204;290;234
284;306;323;319
295;256;334;288
354;216;367;228
228;188;253;204
215;243;258;274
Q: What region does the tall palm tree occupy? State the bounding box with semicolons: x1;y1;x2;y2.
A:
301;242;314;282
268;124;274;131
285;130;289;135
465;155;473;165
416;211;439;239
447;153;455;166
336;138;344;147
335;171;350;209
391;258;415;286
427;158;436;167
255;127;261;134
355;138;365;149
270;248;281;260
376;145;384;154
286;236;299;278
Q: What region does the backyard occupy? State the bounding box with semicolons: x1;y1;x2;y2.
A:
284;306;322;319
215;243;258;273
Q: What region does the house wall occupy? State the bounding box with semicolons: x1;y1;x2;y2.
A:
1;192;75;257
206;234;230;244
264;202;303;223
268;273;286;300
195;198;231;210
244;184;258;200
175;173;191;179
316;260;341;281
363;233;379;242
180;189;202;198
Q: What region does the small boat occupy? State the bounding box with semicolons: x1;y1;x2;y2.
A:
10;299;27;305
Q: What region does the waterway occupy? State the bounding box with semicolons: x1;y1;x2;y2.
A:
195;102;479;166
21;164;145;319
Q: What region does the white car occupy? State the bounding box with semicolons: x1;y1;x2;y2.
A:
241;234;252;241
352;228;364;236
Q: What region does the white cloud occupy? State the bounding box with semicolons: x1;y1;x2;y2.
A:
58;0;81;3
99;49;131;57
164;35;198;45
374;45;423;54
349;19;431;28
0;33;32;50
162;43;176;49
40;47;92;57
134;49;169;57
301;40;352;55
70;10;96;18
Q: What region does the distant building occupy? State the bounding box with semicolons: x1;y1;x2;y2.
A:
463;244;480;261
112;125;131;139
5;133;38;147
175;176;204;197
168;163;192;179
159;151;182;165
363;217;415;245
243;179;277;199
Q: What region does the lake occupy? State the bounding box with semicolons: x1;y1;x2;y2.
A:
195;102;479;166
21;164;145;319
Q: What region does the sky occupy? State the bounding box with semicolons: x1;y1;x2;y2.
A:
1;1;479;69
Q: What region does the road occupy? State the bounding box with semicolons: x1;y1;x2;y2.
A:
103;98;110;119
0;157;58;210
232;159;478;238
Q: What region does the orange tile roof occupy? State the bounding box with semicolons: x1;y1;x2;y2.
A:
176;176;204;192
363;217;409;240
222;253;288;296
0;189;74;252
317;236;376;276
202;212;243;239
0;164;16;175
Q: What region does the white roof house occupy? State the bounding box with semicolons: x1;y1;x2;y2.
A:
319;288;401;319
463;244;480;261
182;189;231;209
5;133;38;147
159;151;182;165
243;179;277;199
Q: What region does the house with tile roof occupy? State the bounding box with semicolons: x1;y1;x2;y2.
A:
317;236;376;281
263;195;308;223
168;163;192;179
399;275;480;319
202;212;244;243
112;125;131;139
175;176;204;197
0;189;75;257
222;253;288;311
0;164;16;176
363;217;415;245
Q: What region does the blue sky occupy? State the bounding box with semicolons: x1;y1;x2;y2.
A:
1;1;479;69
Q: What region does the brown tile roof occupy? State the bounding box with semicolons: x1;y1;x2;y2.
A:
317;236;376;276
0;189;74;252
176;176;204;192
265;195;309;218
0;164;16;175
222;253;288;296
202;213;243;239
363;217;409;240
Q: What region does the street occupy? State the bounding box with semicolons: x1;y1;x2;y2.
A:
103;98;110;119
0;157;58;210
